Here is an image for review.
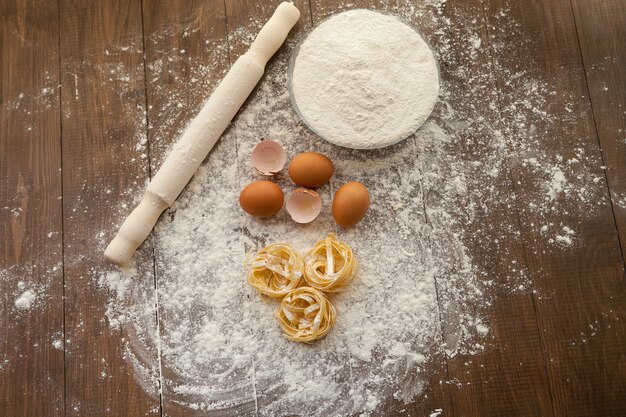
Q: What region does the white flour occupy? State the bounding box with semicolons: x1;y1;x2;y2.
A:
14;289;36;310
290;9;439;149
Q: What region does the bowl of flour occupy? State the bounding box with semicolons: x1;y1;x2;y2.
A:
288;9;440;150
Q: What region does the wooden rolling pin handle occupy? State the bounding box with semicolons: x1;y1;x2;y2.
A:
105;191;168;265
249;1;301;67
104;2;300;266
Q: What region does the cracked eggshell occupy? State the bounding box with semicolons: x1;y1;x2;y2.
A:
286;188;322;224
251;140;287;176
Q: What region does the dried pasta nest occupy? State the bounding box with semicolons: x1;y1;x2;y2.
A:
247;243;304;298
246;235;357;343
276;286;337;342
303;233;357;292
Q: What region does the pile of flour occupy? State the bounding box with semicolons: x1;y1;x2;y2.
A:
290;9;440;149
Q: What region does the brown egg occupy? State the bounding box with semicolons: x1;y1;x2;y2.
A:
332;182;370;227
239;181;284;217
288;152;334;188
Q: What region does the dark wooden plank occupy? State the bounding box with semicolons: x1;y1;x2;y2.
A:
484;0;626;416
310;1;557;416
571;0;626;262
226;2;369;417
307;2;451;417
0;1;64;416
143;0;229;171
59;0;160;415
229;2;414;416
420;1;555;416
143;2;314;415
141;1;230;416
288;1;455;416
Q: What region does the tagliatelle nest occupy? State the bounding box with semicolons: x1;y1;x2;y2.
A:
247;243;304;298
276;287;337;342
303;233;357;292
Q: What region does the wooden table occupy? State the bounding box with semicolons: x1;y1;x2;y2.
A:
1;0;624;416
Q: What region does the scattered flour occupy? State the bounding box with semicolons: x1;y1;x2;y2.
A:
546;167;569;201
554;226;576;247
613;192;626;210
93;1;611;415
15;289;37;310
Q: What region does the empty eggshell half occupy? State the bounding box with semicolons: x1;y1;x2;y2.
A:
251;140;287;176
286;188;322;224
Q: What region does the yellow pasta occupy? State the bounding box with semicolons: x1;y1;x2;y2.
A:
303;233;357;292
276;287;336;342
247;243;304;298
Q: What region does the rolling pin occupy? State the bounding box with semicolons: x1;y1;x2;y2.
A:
105;2;301;266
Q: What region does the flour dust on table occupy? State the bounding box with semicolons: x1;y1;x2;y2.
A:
90;1;612;416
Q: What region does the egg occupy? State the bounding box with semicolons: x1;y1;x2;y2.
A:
288;152;334;188
332;182;370;227
239;181;284;217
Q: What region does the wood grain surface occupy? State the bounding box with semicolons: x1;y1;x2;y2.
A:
59;0;159;415
571;0;626;262
418;0;555;415
484;0;626;415
1;0;624;416
0;1;64;416
142;1;230;415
